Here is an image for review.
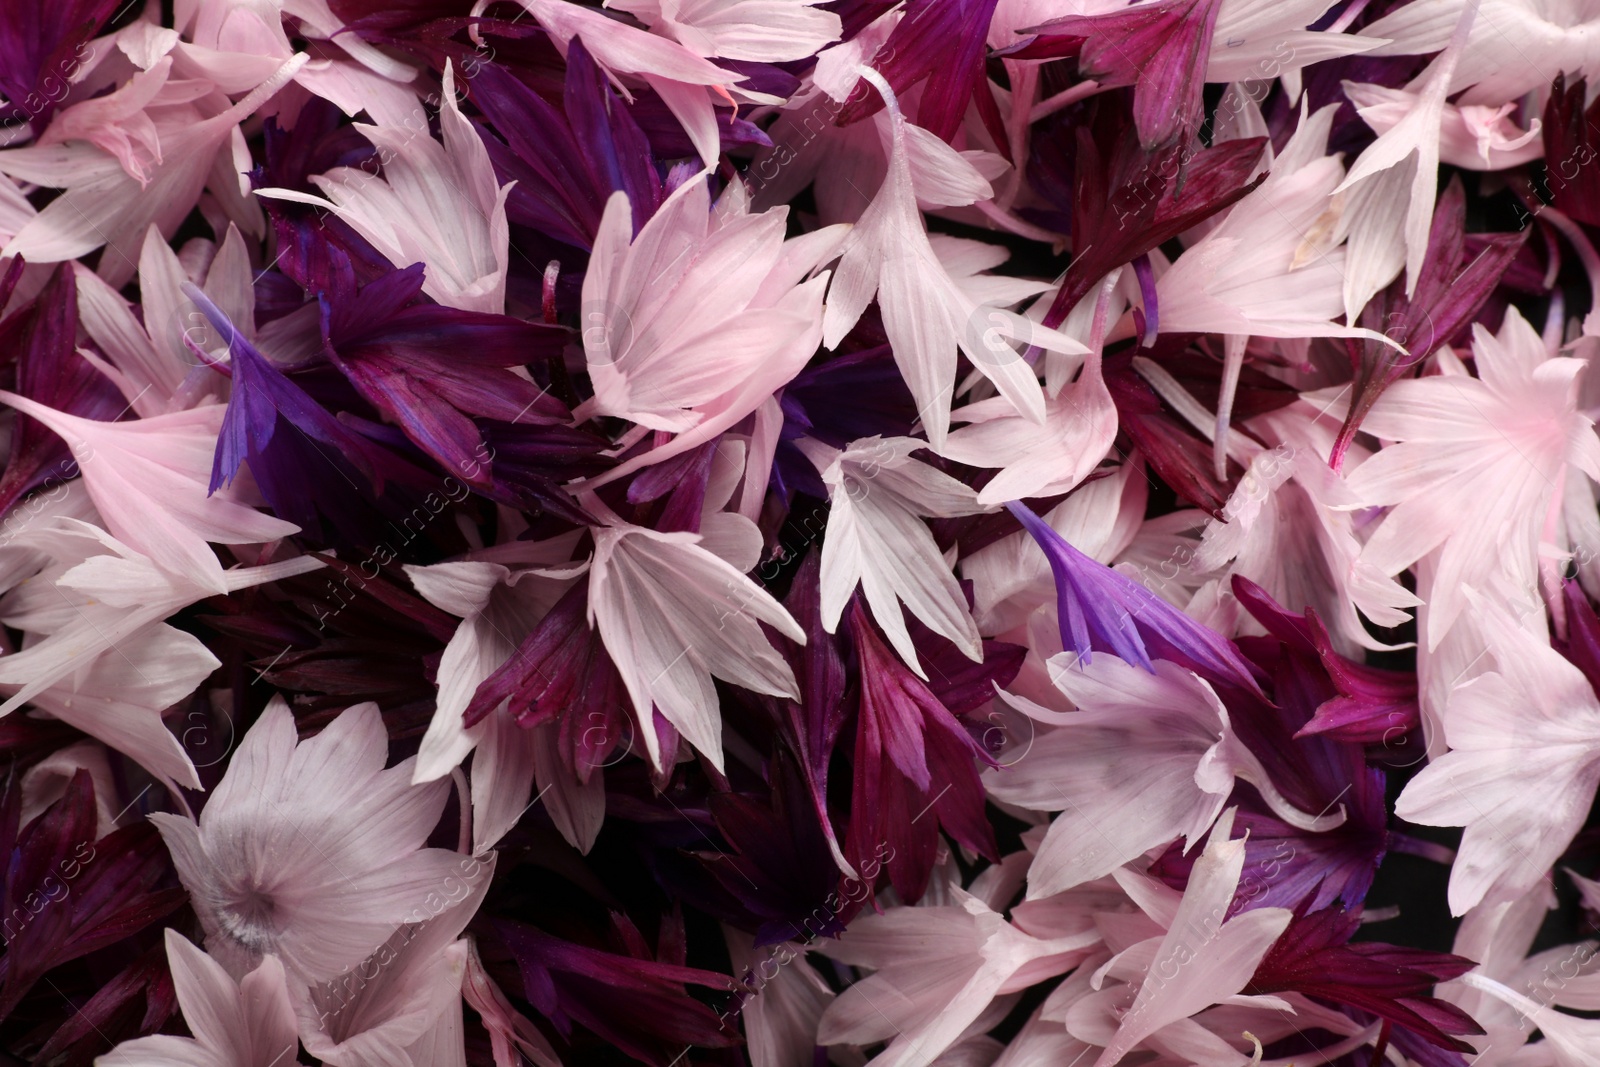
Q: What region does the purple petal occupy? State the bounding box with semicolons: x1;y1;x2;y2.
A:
1132;252;1159;345
321;266;570;482
1007;500;1263;694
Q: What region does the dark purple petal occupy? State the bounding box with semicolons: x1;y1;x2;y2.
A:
0;264;124;521
773;344;918;503
470;41;663;249
0;256;24;317
1541;74;1600;228
261;202;397;297
1163;617;1390;913
1037;100;1267;329
0;0;118;127
257;95;381;195
695;756;849;946
1103;352;1240;518
1154;696;1388;913
628;88;773;162
1234;577;1420;745
201;562;454;717
781;345;919;448
625;439;718;534
760;550;851;872
34;941;176;1062
1559;580;1600;701
494;918;740;1063
0;772;185;1022
325;0;472;31
321;265;571;483
473;419;609;525
310;552;459;643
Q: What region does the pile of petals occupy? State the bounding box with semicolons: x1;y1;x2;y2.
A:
8;0;1600;1064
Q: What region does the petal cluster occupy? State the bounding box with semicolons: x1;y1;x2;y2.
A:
0;2;1591;1066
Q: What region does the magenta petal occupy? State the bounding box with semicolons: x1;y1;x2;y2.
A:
1013;0;1223;149
1234;577;1420;744
1247;907;1483;1054
465;576;633;783
1330;178;1526;469
837;0;1002;141
844;600;997;902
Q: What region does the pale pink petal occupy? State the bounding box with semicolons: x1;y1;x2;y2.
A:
0;394;298;594
490;0;740;84
153;698;473;983
610;0;841;61
943;363;1118;507
19;741;121;837
182;933;296;1061
529;715;605;853
577;180;830;445
463;940;563;1067
260;62;509;314
590;523;804;770
1398;596;1600;913
472;712;540;853
0;55;307;286
1094;811;1292;1066
73;264;186;415
810;436;986;674
299;857;494;1067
